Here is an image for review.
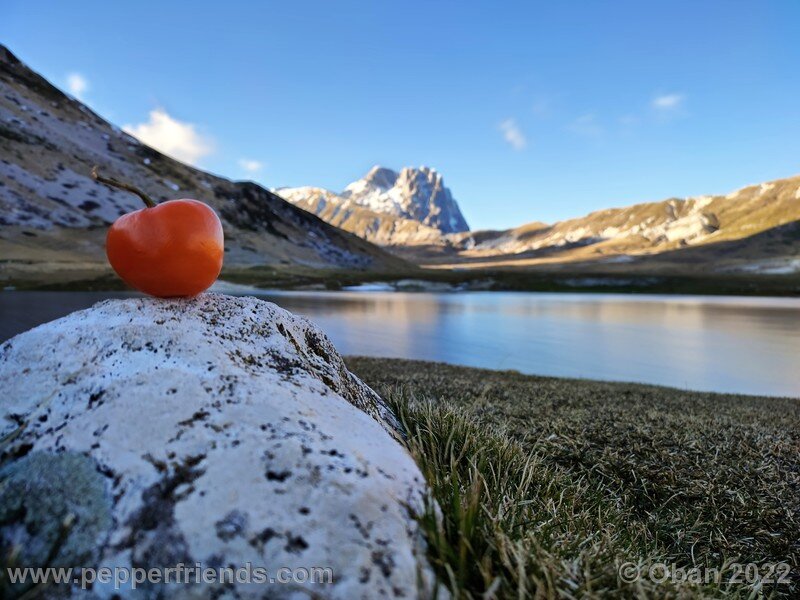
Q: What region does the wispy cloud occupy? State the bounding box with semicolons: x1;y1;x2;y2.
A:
652;93;685;111
66;73;88;99
123;108;214;166
238;159;263;174
499;118;527;150
567;113;603;137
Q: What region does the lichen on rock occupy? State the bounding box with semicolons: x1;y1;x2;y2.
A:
0;451;113;598
0;294;437;599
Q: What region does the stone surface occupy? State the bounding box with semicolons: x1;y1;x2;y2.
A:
0;294;435;599
0;452;114;568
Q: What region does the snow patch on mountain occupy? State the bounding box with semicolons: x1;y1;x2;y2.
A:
276;166;469;245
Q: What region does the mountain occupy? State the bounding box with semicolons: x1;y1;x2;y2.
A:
0;45;407;288
343;166;469;233
276;165;469;245
413;176;800;274
3;42;795;289
277;185;446;246
279;159;799;278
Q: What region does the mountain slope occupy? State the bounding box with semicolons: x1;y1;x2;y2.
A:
279;157;799;277
0;45;407;287
276;165;469;245
277;185;446;246
397;176;800;274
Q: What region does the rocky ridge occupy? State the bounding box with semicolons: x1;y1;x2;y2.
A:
277;165;469;246
411;175;800;273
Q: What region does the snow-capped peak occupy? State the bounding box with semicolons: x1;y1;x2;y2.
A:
341;165;469;233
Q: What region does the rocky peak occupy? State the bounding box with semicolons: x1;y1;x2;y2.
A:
360;165;399;190
342;165;469;234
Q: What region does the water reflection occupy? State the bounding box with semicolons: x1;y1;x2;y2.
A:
262;291;800;397
1;290;798;397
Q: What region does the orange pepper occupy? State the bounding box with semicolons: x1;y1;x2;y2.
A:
94;167;224;297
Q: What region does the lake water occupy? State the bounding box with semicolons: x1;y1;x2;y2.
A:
1;290;799;398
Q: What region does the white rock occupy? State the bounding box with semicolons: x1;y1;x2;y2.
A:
0;294;436;599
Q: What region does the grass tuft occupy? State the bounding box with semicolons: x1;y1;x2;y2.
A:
356;358;800;599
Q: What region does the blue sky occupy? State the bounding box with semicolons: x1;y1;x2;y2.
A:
3;1;799;230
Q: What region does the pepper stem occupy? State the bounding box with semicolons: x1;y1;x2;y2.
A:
91;166;157;208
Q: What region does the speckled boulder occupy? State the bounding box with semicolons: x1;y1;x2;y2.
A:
0;294;436;599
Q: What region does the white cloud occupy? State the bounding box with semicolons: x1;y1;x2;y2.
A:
123;108;213;166
567;114;603;137
66;73;88;99
499;118;527;150
652;93;685;111
238;159;263;173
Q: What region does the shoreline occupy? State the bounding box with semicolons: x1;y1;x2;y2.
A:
2;263;799;297
344;355;800;401
346;356;800;402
